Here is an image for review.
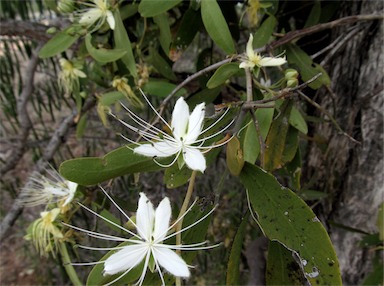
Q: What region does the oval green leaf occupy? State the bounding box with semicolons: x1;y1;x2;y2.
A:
99;91;126;106
85;33;127;63
59;146;165;185
153;13;172;55
226;136;244;176
201;0;235;54
142;80;187;98
239;163;341;285
206;63;241;89
114;10;137;77
39;28;79;58
289;106;308;134
253;15;277;48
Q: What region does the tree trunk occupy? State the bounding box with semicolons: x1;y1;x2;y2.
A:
305;1;383;284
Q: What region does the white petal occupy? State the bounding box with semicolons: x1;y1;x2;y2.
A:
134;141;180;158
245;34;255;59
153;247;190;278
106;10;115;30
79;8;102;26
185;102;205;144
258;56;287;67
171;97;189;139
153;197;171;242
239;61;255;69
62;181;77;206
183;147;206;172
136;193;155;241
104;244;148;275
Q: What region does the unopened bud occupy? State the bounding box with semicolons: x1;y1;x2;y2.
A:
285;68;299;80
287;78;298;88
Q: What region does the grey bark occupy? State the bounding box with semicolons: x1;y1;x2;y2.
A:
305;1;383;284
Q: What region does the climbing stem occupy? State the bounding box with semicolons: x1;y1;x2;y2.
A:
58;241;82;286
175;170;197;286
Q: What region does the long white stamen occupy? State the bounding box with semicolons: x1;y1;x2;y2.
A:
62;222;130;242
200;107;230;135
70;261;106;266
99;186;141;238
162;205;217;242
119;103;174;142
138;89;173;132
193;117;235;144
78;201;141;240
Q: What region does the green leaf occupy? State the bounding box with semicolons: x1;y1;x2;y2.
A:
252;15;277;48
256;106;275;139
226;214;248;285
304;1;321;28
114;10;137;77
171;8;202;53
85;33;127;63
242;119;260;164
99;91;126;106
289;106;308;134
264;100;292;171
377;202;383;241
138;0;182;17
226;136;244;176
361;262;384;286
153;14;172;55
186;87;221;109
59;146;165;185
266;241;306;285
201;0;235;54
142;80;187;98
286;44;330;90
39;28;79;58
76;113;87;139
164;163;192;189
148;47;176;81
282;127;299;164
206;63;241;89
239;163;341;286
300;190;328;201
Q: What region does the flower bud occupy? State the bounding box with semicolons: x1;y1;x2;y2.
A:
285;68;299;80
287;78;298;88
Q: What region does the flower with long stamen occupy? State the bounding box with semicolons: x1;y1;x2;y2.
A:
18;167;78;209
239;34;286;69
65;188;217;286
25;208;64;257
78;0;115;31
113;91;234;173
59;58;86;94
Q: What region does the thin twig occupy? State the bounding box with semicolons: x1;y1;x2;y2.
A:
297;90;360;144
0;98;96;242
267;13;383;51
0;44;42;176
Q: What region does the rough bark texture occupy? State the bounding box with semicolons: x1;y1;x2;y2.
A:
305;1;383;284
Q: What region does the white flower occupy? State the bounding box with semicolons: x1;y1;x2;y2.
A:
113;91;233;173
65;188;217;286
239;34;286;69
18;167;78;208
78;0;115;31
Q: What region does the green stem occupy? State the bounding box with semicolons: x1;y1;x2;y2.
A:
175;170;197;286
58;241;82;286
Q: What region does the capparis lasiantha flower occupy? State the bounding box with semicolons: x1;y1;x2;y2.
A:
18;167;78;209
113;92;233;173
78;0;115;31
65;188;217;286
59;58;86;94
239;34;286;69
25;208;64;256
